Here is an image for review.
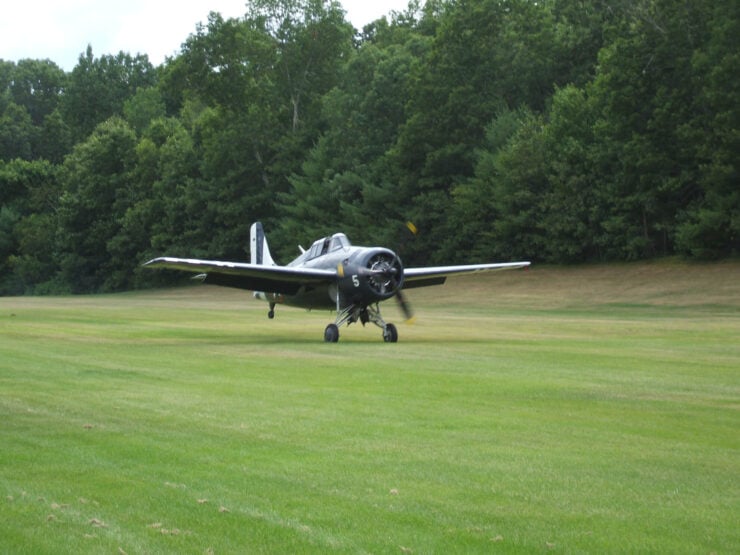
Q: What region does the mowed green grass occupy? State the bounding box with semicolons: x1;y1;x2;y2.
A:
1;261;738;554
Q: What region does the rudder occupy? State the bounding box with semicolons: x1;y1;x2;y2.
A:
250;222;276;266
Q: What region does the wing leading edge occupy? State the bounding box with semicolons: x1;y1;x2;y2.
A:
143;257;336;295
403;261;530;289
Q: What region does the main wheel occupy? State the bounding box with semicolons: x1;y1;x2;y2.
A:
383;323;398;343
324;323;339;343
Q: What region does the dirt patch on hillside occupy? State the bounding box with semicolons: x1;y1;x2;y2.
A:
409;259;740;311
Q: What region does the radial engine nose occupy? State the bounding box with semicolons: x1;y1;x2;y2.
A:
364;249;404;298
337;248;405;304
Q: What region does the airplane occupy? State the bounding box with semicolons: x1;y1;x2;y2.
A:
143;222;530;342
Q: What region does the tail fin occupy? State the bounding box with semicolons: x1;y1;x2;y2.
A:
250;222;276;266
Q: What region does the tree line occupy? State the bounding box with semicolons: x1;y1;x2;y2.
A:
0;0;737;295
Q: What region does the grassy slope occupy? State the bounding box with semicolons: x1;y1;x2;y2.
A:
1;260;738;554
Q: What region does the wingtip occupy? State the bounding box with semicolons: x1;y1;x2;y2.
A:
142;257;165;268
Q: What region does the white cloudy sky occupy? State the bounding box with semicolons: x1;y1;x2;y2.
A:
1;0;411;71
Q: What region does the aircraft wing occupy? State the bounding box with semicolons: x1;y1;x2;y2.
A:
143;257;336;295
403;261;530;289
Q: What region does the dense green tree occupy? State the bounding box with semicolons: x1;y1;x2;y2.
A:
393;0;612;261
60;46;157;142
56;117;138;292
1;0;738;296
674;0;740;258
0;60;14;96
143;117;203;257
443;106;535;262
582;0;715;259
446;0;737;263
0;59;70;161
102;116;205;289
0;159;60;293
0;103;33;161
8;59;66;126
249;0;353;132
173;1;354;260
123;87;166;134
277;22;430;257
9;210;59;293
539;85;603;261
470;109;550;262
34;108;72;163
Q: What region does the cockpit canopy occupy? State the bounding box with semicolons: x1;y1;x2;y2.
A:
305;233;351;260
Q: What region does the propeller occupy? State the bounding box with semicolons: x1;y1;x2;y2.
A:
395;288;414;322
395;221;419;322
363;251;415;322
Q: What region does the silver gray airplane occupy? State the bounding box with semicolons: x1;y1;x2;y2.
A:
144;222;530;342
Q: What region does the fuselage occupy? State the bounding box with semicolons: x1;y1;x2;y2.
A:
254;233;403;311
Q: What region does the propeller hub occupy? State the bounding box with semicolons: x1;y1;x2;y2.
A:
365;251;404;298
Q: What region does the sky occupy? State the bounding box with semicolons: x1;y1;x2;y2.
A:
1;0;411;71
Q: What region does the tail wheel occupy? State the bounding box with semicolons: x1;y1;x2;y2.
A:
383;323;398;343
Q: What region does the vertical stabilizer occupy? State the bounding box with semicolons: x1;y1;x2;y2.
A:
250;222;276;266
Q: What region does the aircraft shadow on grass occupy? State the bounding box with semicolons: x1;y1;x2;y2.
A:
145;222;529;343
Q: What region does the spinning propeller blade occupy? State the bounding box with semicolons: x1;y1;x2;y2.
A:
395;288;415;322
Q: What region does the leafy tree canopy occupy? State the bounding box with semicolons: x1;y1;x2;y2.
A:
0;0;736;294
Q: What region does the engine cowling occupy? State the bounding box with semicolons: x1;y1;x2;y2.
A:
337;248;404;304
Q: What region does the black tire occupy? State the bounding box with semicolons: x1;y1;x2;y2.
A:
324;323;339;343
383;323;398;343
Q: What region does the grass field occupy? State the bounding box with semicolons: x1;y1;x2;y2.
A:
1;260;738;554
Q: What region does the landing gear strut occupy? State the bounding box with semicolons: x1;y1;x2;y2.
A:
324;303;398;343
